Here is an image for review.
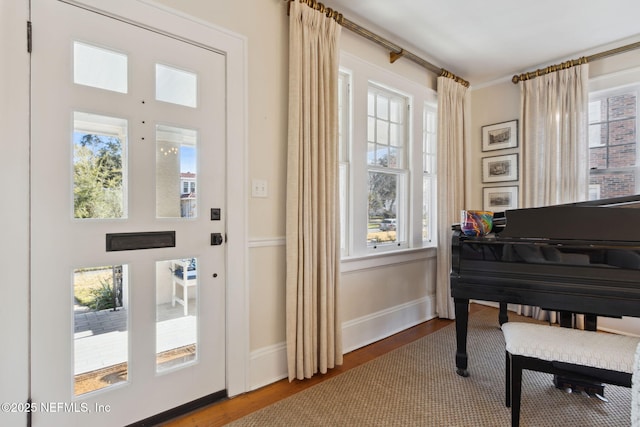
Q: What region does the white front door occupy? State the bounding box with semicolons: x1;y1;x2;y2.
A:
30;1;227;425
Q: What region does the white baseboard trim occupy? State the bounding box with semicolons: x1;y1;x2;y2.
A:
249;342;288;391
342;296;436;353
248;295;436;390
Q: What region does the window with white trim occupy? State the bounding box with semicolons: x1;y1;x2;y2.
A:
338;53;437;258
423;105;437;243
588;85;639;199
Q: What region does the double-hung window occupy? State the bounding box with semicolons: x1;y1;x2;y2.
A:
338;53;437;259
367;85;408;249
588;85;639;199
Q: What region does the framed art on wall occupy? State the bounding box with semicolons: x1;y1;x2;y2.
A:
483;186;518;212
482;153;518;183
482;120;518;151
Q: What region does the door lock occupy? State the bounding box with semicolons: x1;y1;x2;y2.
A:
211;233;224;246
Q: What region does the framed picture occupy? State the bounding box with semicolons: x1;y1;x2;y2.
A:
482;153;518;183
483;186;518;212
482;120;518;151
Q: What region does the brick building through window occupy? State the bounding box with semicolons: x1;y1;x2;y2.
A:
588;86;639;200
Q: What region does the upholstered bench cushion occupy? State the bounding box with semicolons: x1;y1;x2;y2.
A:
502;322;640;374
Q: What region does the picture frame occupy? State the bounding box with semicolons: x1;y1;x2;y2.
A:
482;120;518;152
482;153;518;183
483;186;518;212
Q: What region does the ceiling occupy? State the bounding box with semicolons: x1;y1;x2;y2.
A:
320;0;640;87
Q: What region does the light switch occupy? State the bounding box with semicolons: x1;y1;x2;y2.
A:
252;179;268;198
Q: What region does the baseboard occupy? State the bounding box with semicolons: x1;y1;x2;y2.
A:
248;296;436;390
342;296;435;353
249;342;288;391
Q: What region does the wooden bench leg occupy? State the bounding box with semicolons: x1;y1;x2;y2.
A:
510;354;523;427
505;351;512;407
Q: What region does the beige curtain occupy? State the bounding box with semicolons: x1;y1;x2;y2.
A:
435;76;469;319
518;63;589;324
285;1;342;381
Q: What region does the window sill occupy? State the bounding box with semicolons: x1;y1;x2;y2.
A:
340;246;437;273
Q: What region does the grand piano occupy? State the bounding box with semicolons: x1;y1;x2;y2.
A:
451;195;640;378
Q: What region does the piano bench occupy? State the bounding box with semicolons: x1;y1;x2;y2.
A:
501;322;640;427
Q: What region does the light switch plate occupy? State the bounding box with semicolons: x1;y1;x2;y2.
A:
251;179;268;198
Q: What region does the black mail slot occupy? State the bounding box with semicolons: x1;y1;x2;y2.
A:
106;231;176;252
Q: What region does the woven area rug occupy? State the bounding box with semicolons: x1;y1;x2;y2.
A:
228;307;631;426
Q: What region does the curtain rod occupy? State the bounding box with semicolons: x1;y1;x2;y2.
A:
512;40;640;84
285;0;470;87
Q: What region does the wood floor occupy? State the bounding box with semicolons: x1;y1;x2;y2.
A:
162;304;486;427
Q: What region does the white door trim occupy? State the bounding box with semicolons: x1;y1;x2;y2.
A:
60;0;249;396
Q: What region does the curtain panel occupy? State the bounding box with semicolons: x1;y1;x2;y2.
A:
520;63;589;207
285;1;343;381
435;76;469;319
517;63;589;324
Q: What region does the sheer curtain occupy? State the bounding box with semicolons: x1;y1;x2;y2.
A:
285;1;342;381
518;62;589;323
436;76;469;319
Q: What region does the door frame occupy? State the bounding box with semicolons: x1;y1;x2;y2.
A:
64;0;250;397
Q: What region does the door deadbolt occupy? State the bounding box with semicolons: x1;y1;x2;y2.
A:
211;233;224;246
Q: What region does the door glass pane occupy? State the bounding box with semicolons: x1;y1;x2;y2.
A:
73;41;127;93
73;112;127;219
74;265;128;396
157;258;198;372
156;125;198;218
156;64;197;108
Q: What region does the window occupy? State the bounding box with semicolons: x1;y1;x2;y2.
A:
367;85;408;248
423;105;437;243
588;85;639;199
338;53;437;258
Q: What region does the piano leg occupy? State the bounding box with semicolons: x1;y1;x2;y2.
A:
454;298;470;377
499;302;508;325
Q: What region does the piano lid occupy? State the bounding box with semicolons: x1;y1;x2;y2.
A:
498;194;640;242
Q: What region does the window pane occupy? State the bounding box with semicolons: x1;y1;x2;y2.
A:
388;147;401;168
589;146;607;169
73;112;127;219
590;172;636;199
609;143;636;168
423;176;432;242
156;125;198;218
608;118;636;146
74;265;127;395
368;92;375;115
339;163;348;255
589;123;606;148
390;123;401;146
367;143;377;166
588;100;603;124
376;94;389;120
376;120;389;144
367;117;375;142
156;64;197;108
367;171;398;246
376;146;390;167
608;94;636;120
74;42;127;93
157;259;198;372
390;99;401;123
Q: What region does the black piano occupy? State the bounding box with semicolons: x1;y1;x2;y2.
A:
451;195;640;378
